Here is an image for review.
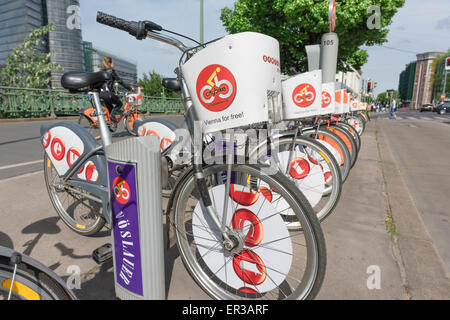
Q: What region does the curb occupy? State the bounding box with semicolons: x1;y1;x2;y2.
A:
375;118;450;299
0;116;79;123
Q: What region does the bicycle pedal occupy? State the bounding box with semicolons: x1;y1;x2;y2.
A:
92;243;112;264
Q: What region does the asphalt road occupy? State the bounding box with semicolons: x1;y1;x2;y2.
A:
0;112;449;300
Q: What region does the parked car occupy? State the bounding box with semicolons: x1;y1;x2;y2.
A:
420;104;434;112
436;102;450;115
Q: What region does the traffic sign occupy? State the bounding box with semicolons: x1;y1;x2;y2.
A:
441;94;446;101
329;0;336;32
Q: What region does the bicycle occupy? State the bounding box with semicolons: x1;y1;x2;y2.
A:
40;12;327;300
78;89;145;136
0;246;77;300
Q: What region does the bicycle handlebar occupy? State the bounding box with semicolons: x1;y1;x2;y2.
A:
96;11;162;40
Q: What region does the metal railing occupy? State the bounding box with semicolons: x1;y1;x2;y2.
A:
0;86;183;118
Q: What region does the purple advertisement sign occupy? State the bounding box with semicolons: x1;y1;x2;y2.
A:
108;160;143;296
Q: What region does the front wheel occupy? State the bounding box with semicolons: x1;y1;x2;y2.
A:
0;253;74;300
172;163;326;300
125;111;145;136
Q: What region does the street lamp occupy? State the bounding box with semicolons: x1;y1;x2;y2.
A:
200;0;204;43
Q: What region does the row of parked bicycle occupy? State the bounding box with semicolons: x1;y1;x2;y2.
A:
1;7;370;300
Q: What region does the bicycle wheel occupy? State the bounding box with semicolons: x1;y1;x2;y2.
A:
78;115;100;138
326;125;358;168
302;128;352;182
335;122;361;153
0;254;73;300
346;116;365;136
255;134;342;223
43;152;106;236
171;163;326;300
125;111;145;136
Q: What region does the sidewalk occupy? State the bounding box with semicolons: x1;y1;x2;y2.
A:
0;119;448;299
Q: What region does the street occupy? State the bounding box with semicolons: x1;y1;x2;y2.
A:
0;111;449;300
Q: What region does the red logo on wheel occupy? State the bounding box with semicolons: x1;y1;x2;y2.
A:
233;250;267;285
292;83;316;108
229;185;260;206
289;158;311;180
51;137;65;161
232;209;264;247
42;131;51;148
322;91;332;108
196;64;236;112
113;177;130;204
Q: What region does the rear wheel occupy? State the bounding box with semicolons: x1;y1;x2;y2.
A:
78;115;100;138
43;153;105;236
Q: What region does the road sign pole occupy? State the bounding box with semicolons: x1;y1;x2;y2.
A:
200;0;204;43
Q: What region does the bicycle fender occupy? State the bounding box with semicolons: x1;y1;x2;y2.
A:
0;246;78;300
40;122;107;187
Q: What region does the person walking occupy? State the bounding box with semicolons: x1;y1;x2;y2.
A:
390;98;397;119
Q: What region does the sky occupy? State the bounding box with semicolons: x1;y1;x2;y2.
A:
80;0;450;96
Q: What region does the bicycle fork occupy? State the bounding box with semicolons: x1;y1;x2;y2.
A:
7;252;22;300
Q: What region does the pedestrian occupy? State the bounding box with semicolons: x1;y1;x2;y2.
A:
390;98;397;119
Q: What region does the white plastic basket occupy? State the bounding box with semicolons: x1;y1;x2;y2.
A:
126;93;143;106
181;32;282;133
281;70;322;120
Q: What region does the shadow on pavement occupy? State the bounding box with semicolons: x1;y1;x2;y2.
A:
21;216;61;256
0;231;14;249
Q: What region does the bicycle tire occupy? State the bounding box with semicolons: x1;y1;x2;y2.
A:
43;152;106;236
302;128;352;183
326;125;358;168
254;134;342;222
334;122;361;153
0;254;73;300
171;163;326;300
125;111;145;136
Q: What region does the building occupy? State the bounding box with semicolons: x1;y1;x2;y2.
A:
0;0;84;88
411;52;444;109
0;0;46;65
398;62;417;108
90;45;138;90
431;53;450;102
335;64;362;100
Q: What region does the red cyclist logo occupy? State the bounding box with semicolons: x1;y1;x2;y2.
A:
113;177;131;204
196;64;236;112
292;83;316;108
229;185;260;206
322;91;332;108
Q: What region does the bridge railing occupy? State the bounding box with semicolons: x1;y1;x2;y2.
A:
0;86;183;118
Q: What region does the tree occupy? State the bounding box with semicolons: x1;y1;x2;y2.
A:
138;71;180;98
221;0;405;75
0;24;62;88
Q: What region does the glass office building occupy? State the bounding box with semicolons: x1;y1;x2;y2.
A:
0;0;45;65
46;0;84;88
0;0;84;88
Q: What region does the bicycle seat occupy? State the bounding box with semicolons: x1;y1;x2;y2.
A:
61;71;111;93
162;78;181;92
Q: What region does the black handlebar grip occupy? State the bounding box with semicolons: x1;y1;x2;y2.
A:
96;11;147;40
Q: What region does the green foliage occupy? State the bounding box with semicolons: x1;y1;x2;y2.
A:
0;24;62;88
377;90;399;104
138;71;180;98
221;0;405;75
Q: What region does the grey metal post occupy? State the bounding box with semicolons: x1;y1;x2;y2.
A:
91;91;112;147
320;32;339;84
106;135;165;300
305;45;321;71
